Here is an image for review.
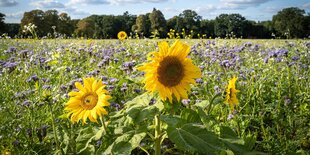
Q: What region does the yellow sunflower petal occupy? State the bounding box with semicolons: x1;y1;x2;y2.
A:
75;82;87;93
64;77;110;124
138;40;201;103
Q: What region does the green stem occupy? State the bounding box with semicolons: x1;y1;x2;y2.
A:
207;93;221;114
139;146;151;155
48;103;60;154
100;116;108;133
154;114;161;155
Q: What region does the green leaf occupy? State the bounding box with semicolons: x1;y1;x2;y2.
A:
180;108;201;124
167;123;224;153
127;105;158;123
129;132;147;149
161;115;186;128
104;131;146;155
76;127;94;142
195;100;210;109
220;126;239;141
197;107;216;128
219;126;253;154
124;93;153;108
244;134;256;150
94;126;105;140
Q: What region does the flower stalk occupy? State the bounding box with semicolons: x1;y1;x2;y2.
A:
154;114;161;155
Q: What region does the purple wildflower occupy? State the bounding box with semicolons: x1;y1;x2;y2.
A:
195;78;204;84
26;74;39;83
109;78;118;83
12;140;20;147
22;100;31;107
182;99;191;106
42;85;51;90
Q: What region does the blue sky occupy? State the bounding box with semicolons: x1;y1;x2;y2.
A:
1;0;309;23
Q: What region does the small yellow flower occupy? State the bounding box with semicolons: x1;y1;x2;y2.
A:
64;77;111;124
117;31;127;41
225;77;239;110
138;40;201;103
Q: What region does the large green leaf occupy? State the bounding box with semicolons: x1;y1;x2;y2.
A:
167;123;224;154
104;131;146;155
127;105;158;123
161;115;186;128
180;108;201;124
124;93;153;108
219;126;265;154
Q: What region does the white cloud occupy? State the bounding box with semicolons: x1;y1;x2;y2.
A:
263;6;279;13
302;3;310;10
195;5;217;14
31;0;65;9
63;7;90;16
108;0;168;4
0;0;18;7
220;0;272;10
67;0;167;5
67;0;109;5
5;11;23;19
221;0;270;4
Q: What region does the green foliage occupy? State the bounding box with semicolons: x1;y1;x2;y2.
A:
20;9;75;38
10;7;310;39
215;14;247;38
0;39;309;155
272;7;307;38
0;12;6;34
149;8;167;38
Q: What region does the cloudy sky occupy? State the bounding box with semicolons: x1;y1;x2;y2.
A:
1;0;309;23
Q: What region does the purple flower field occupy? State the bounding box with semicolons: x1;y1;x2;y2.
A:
0;38;309;154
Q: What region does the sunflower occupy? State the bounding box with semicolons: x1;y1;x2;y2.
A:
117;31;127;41
64;77;111;124
138;40;201;103
225;77;239;111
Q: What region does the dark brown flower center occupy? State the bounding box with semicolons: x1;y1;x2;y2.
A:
157;56;184;87
81;92;98;110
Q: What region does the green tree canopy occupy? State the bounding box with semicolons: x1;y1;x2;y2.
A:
179;9;201;34
272;7;307;38
215;13;246;38
133;14;151;37
0;13;6;34
149;8;167;38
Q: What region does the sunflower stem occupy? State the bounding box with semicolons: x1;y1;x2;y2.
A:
154;114;161;155
100;116;108;133
207;93;221;114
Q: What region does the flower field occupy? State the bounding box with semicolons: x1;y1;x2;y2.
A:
0;38;309;154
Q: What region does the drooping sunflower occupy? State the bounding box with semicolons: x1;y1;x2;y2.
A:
225;77;239;110
117;31;127;41
138;40;201;102
64;77;111;124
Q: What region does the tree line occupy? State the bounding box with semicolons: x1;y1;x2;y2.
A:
0;7;309;39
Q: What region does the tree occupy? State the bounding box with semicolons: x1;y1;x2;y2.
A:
6;24;20;37
272;7;306;38
200;19;215;38
0;13;6;34
149;8;167;38
134;14;151;37
214;14;246;38
58;13;75;36
117;11;136;34
178;10;201;36
75;16;96;38
44;10;59;34
20;10;45;36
